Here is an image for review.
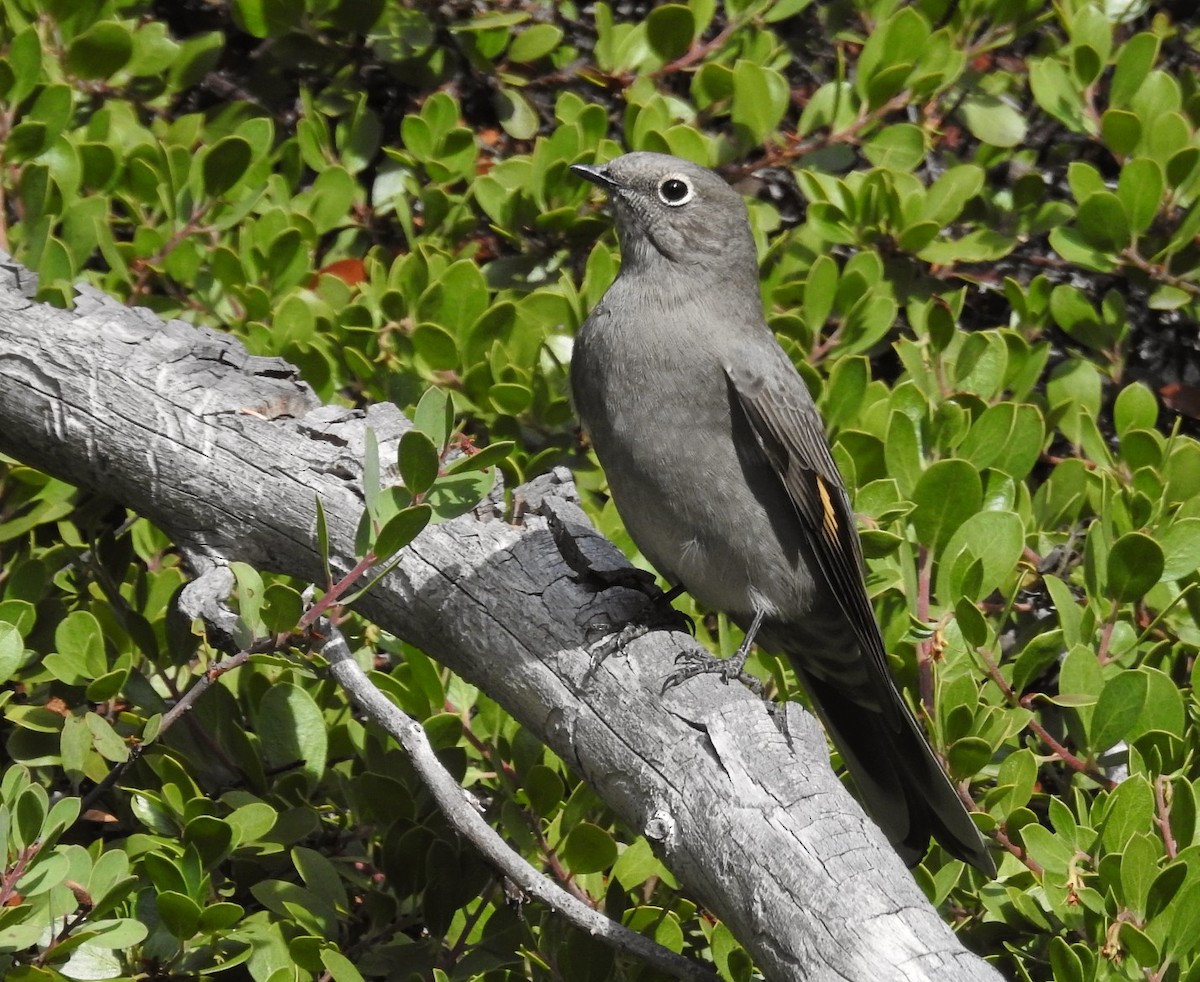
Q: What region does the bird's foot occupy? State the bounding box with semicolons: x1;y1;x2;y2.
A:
584;589;694;680
661;643;765;698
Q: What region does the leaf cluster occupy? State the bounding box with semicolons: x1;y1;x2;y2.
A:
4;0;1200;980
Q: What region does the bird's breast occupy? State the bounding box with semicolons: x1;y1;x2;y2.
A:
572;307;819;619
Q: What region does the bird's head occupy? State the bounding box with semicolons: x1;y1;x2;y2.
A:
571;152;758;278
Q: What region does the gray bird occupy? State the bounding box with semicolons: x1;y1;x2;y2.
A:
569;151;995;876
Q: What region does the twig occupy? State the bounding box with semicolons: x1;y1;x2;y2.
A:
76;641;268;819
974;645;1116;791
915;545;935;718
1155;775;1178;861
320;623;721;982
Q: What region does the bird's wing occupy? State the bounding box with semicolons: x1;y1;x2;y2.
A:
724;354;901;723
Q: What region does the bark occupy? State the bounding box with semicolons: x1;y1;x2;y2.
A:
0;255;1002;981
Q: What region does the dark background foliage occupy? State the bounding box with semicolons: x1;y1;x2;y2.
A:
4;0;1200;979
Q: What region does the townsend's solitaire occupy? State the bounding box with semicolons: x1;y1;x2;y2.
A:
569;152;994;876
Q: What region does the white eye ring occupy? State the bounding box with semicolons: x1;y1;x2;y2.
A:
657;174;694;206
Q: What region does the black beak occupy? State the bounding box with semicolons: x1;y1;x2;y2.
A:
571;162;621;192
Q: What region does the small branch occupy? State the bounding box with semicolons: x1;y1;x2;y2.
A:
1155;775;1178;861
656;17;741;75
1096;615;1117;666
320;624;721;982
298;552;378;629
0;842;41;908
990;823;1044;877
915;545;935;718
975;646;1116;791
128;201;215;301
455;717;596;907
76;642;266;820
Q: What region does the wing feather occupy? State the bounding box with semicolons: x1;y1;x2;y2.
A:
724;359;898;719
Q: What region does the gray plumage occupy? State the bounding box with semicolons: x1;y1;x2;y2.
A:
570;151;994;876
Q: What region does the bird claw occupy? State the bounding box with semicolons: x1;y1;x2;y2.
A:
584;621;651;680
583;591;694;681
661;646;765;698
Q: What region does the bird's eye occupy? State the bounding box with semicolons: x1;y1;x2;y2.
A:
657;175;694;206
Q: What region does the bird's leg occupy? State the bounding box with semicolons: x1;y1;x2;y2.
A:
662;609;767;696
585;583;694;678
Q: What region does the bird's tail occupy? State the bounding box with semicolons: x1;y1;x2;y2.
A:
793;664;995;876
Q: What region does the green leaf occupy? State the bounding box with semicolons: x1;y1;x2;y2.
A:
524;764;565;816
1159;518;1200;581
1090;670;1148;752
199;901;245;932
1118;921;1158;968
1167;146;1200;191
494;88;539;140
226;802;278;845
960;403;1045;479
1048;937;1086;982
862;124;925;170
398;430;439;495
87;713;130;763
321;949;366;982
7;28;42;104
1046;360;1103;443
1075;191;1130;252
936;511;1025;603
293;845;350;912
55;610;107;680
315;495;330;580
201;136;252;197
0;622;25;683
922;165;984;226
412;387;454;452
1067;161;1106;202
231;562;266;643
1049;227;1117;272
338;96;379;172
731;62;788;144
1113;382;1159;435
508;23;564;63
1117;158;1163;234
1020;823;1075;875
1029;56;1088;132
854;6;928;108
373;504;433;558
802;255;838;334
231;0;301;38
1106;532;1163;603
306;165;357;233
130;792;178;836
612;836;667;890
1100;109;1141;156
412;322;459;371
645;4;694;62
1111;32;1160;108
489;382;532;415
445;440;514;474
262;583;304;635
184;814;234;869
561;822;617;874
947;737;991;780
958;92;1027;148
157;890;203;939
257;682;328;790
911;459;982;554
1169;882;1200;960
884;409;922;496
66;21;133;79
426;472;495;522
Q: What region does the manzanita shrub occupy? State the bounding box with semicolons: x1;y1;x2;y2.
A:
3;1;1200;979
